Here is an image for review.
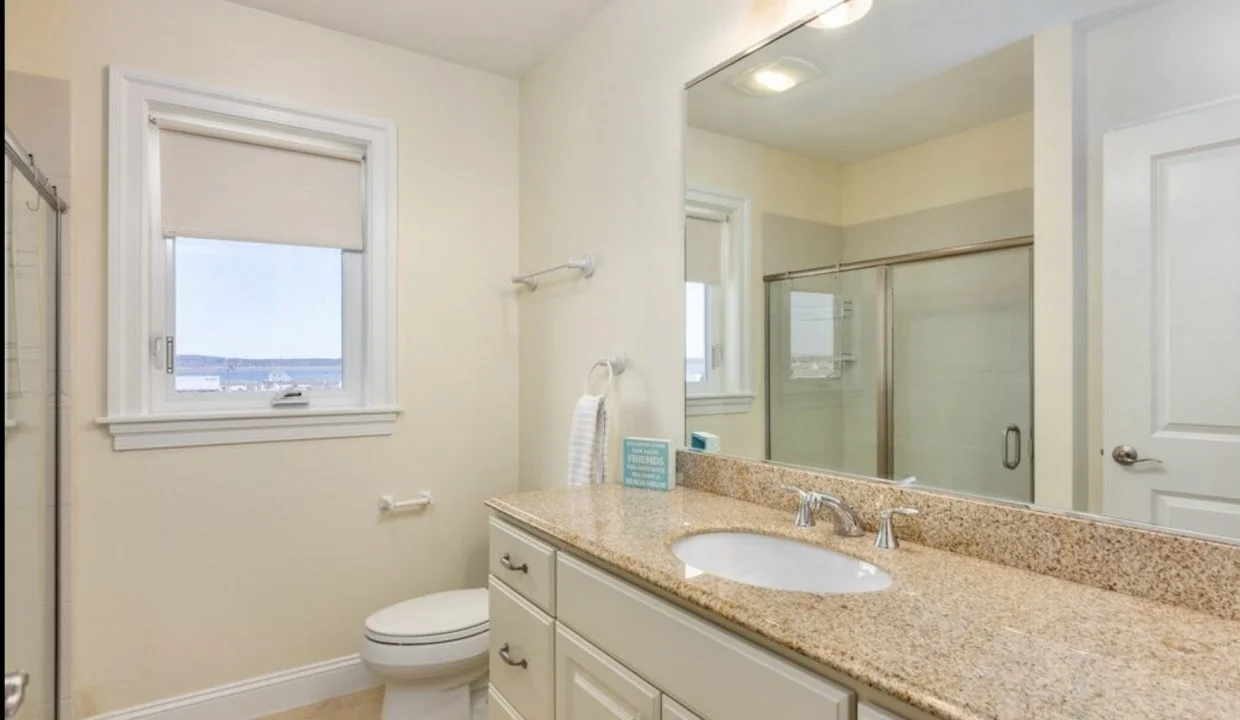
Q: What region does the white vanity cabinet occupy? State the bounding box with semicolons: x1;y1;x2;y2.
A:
661;698;703;720
487;517;915;720
859;702;905;720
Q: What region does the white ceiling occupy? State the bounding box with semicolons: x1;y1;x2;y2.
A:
688;0;1147;164
226;0;614;77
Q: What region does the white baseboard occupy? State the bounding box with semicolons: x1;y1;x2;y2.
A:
83;655;379;720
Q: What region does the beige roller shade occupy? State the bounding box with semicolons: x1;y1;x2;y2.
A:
685;216;724;284
160;129;364;250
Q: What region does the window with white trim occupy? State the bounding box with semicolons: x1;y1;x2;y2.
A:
684;189;753;416
103;69;398;450
684;216;723;393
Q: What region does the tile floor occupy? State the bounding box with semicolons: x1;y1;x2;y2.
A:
257;688;383;720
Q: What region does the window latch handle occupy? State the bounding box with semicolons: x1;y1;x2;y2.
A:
271;390;310;408
151;335;175;373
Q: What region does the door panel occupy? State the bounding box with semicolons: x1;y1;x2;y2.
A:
555;624;660;720
890;248;1033;502
662;697;702;720
4;156;59;720
1102;96;1240;539
767;268;882;477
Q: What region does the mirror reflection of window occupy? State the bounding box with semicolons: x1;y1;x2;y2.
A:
685;215;726;394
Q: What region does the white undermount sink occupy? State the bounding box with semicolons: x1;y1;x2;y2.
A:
672;532;892;594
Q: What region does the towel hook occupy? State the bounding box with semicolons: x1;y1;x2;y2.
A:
584;354;627;397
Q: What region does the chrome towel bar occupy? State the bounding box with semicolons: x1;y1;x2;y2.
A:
512;254;595;291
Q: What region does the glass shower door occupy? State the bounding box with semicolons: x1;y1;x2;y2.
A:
4;152;60;719
767;268;881;476
889;248;1032;501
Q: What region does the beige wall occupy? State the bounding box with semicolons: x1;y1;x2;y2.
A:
685;127;842;459
517;0;835;492
5;0;520;714
1031;24;1087;511
841;112;1034;227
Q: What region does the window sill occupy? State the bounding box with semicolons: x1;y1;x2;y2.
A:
686;392;755;416
96;406;400;450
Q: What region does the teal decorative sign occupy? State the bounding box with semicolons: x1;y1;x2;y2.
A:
622;437;674;491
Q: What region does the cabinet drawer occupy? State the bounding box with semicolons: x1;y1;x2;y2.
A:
557;554;853;720
555;624;660;720
663;696;704;720
487;686;524;720
489;517;557;613
489;577;554;720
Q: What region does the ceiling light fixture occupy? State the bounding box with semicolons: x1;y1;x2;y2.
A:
731;57;821;97
809;0;873;30
753;69;798;93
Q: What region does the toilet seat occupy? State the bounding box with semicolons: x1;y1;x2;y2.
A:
364;588;489;646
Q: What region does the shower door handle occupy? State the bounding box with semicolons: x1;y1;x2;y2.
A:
1002;424;1021;470
4;671;28;720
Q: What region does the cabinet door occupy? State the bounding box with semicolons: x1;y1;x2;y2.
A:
556;624;661;720
488;686;525;720
662;697;702;720
859;701;906;720
490;578;555;720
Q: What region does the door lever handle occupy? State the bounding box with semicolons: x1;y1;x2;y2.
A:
4;672;29;720
1111;445;1162;467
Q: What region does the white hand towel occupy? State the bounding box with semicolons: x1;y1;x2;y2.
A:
567;394;610;486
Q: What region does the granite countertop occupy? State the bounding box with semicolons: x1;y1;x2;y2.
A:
486;485;1240;720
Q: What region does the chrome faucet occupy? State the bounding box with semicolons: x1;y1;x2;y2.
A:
781;486;865;537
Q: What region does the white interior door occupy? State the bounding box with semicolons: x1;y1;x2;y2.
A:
1102;96;1240;539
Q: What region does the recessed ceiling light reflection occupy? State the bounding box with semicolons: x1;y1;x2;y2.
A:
731;57;821;97
810;0;873;30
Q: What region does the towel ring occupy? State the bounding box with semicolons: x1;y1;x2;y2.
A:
584;354;627;398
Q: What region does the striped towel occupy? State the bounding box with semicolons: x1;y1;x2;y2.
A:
567;393;610;485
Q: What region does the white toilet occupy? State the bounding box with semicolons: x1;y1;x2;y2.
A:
361;588;490;720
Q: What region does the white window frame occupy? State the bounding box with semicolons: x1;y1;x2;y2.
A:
100;68;399;450
685;187;754;416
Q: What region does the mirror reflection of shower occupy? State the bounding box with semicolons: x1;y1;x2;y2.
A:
766;240;1033;503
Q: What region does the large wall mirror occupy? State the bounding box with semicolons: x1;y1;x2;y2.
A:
683;0;1239;541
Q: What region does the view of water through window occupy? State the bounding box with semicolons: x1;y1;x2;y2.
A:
173;237;344;393
685;281;708;382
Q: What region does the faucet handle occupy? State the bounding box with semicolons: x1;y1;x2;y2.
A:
807;490;842;504
875;507;919;550
781;485;818;527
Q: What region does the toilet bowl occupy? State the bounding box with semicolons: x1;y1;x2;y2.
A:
361;588;489;720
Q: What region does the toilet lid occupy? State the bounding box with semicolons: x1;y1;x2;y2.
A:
364;588;489;645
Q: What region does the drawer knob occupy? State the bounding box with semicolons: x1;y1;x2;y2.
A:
498;643;528;669
499;553;529;574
